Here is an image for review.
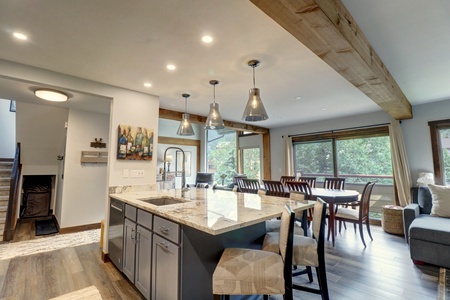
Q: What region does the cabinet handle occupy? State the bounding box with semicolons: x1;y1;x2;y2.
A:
156;242;174;254
131;228;136;241
159;226;171;234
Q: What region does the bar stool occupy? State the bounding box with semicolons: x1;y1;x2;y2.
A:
262;199;330;300
212;205;296;300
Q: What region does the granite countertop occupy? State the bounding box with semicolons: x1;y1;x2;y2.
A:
110;188;314;235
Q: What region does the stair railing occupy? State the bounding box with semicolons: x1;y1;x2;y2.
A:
4;143;21;241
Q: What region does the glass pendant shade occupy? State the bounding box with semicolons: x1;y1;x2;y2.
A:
177;113;195;136
205;102;225;130
242;87;268;121
205;80;225;130
177;94;195;136
242;59;269;122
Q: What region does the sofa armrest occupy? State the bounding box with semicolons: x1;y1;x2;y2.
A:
403;203;420;243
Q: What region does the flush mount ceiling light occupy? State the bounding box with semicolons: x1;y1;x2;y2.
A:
205;80;225;130
242;59;269;122
177;93;195;136
34;89;68;102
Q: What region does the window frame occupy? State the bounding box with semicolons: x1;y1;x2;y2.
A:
292;126;390;183
428;119;450;185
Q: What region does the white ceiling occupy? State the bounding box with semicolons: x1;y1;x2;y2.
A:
0;0;449;128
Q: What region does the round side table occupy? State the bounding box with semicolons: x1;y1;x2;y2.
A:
381;205;404;235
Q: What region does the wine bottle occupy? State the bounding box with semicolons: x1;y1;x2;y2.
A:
126;126;134;158
118;129;127;159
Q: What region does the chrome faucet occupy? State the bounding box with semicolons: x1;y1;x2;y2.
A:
163;147;189;192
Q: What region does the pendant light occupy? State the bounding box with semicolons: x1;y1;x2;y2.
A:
242;59;269;121
205;80;225;130
177;93;195;136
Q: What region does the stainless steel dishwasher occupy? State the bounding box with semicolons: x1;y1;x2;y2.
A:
108;198;125;271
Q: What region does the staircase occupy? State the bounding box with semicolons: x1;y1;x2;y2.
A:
0;159;13;241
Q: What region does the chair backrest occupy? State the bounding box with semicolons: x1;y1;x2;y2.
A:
323;177;345;190
239;178;260;194
278;205;295;289
297;176;317;188
312;198;328;264
234;175;247;192
195;172;215;185
359;181;376;220
263;180;289;197
286;181;312;199
280;176;296;186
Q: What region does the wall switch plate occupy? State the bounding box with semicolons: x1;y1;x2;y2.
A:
123;169;129;178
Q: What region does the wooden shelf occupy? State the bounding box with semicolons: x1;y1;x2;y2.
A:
80;151;108;163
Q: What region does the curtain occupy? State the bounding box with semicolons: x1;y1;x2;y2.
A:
284;136;294;176
389;120;412;206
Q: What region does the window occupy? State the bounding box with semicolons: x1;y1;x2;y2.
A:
292;126;394;218
242;147;261;180
429;119;450;185
206;129;236;185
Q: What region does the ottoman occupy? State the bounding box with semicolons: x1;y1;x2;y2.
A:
382;205;404;235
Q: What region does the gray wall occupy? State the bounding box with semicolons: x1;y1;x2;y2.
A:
402;98;450;183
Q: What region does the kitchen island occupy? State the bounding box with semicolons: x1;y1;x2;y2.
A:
109;188;313;299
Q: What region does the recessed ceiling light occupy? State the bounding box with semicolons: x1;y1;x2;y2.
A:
144;82;152;87
34;89;68;102
166;64;176;70
295;96;302;100
202;35;213;43
13;32;27;40
321;107;327;111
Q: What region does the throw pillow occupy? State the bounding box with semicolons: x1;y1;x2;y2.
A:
428;184;450;218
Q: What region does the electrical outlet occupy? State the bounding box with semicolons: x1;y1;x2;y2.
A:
123;169;129;178
130;169;145;178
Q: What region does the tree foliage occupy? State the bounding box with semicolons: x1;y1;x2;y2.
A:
294;136;393;184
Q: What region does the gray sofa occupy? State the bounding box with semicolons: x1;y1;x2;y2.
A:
403;187;450;268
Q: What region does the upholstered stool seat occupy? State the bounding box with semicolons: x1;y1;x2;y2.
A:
263;232;318;267
212;248;285;295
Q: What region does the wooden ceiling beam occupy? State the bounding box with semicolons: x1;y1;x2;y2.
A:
159;108;270;134
250;0;412;120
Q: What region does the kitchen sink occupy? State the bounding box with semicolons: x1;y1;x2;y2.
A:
138;198;188;206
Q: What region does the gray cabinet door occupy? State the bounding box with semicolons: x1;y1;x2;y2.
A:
123;218;136;282
135;225;152;300
152;234;180;300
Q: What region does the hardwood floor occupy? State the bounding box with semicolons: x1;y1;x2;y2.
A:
0;221;439;299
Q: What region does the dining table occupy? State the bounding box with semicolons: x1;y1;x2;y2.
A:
310;187;360;246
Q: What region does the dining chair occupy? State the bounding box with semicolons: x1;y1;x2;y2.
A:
297;176;317;188
238;178;260;194
263;180;289;197
323;177;345;190
280;175;296;186
286;181;313;199
263;198;329;300
213;205;296;300
334;181;376;247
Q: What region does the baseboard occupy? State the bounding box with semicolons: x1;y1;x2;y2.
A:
59;222;101;234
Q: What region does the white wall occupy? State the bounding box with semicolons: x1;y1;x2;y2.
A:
59;109;110;228
270;110;392;179
16;102;69;175
402;99;450;183
158;118;202;140
0;99;16;158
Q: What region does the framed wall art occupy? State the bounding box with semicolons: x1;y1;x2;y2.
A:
176;151;191;177
117;124;154;161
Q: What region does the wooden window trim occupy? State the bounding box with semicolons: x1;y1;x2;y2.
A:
428;119;450;185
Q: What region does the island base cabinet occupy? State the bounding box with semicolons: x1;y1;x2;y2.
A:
123;218;136;282
136;225;152;300
152;234;180;300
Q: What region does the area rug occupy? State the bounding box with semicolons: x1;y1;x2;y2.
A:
439;268;450;300
35;218;59;236
0;229;100;260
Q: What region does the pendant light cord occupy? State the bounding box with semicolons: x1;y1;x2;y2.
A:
184;97;187;113
252;65;256;88
213;84;216;104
